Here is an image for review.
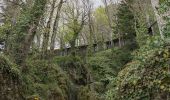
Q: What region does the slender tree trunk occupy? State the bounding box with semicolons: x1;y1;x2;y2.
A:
103;0;114;44
42;0;56;58
151;0;165;39
50;0;64;52
36;34;41;49
69;32;79;56
88;3;94;55
103;0;113;29
4;31;10;54
118;33;122;47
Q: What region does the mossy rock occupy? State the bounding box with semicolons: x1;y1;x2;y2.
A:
21;59;70;100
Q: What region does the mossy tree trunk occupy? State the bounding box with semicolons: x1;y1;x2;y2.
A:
11;0;47;69
42;0;56;59
50;0;64;53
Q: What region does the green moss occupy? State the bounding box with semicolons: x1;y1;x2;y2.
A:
20;59;70;100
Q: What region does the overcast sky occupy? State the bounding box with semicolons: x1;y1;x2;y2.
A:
93;0;120;8
93;0;103;8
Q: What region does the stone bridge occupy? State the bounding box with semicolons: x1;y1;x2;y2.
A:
0;21;157;55
54;38;121;56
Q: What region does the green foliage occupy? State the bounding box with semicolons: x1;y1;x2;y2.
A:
87;47;133;96
135;16;149;46
111;46;133;69
117;2;136;40
106;36;170;100
0;54;20;79
54;55;89;85
159;0;170;38
0;23;11;41
94;6;109;26
20;58;70;99
14;0;47;40
159;0;170;12
87;50;114;82
2;0;170;100
7;0;47;64
54;55;82;68
77;86;100;100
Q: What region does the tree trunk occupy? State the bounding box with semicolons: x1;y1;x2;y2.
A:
118;33;122;47
36;34;41;49
50;0;64;52
20;25;37;68
4;31;10;54
42;0;56;58
69;32;79;56
17;0;47;68
151;0;165;39
88;3;94;55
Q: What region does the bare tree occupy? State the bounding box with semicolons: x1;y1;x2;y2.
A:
86;0;95;54
63;0;89;55
102;0;119;46
42;0;56;57
102;0;114;29
50;0;64;52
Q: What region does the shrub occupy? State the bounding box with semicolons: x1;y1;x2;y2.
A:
106;37;170;100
